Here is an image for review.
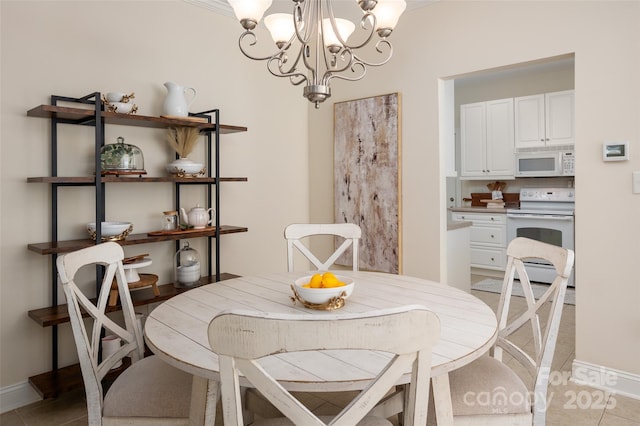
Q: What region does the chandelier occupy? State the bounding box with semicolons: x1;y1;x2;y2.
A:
228;0;407;108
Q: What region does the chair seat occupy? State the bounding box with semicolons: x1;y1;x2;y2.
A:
103;355;192;419
252;415;392;425
448;356;532;416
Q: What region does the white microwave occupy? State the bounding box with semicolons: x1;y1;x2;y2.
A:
515;151;575;177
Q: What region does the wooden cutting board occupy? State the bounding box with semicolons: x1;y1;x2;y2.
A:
470;192;519;207
147;226;216;236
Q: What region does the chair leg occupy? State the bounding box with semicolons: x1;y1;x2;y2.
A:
432;374;454;426
396;385;405;426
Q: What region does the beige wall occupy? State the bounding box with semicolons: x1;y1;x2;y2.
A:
311;1;640;376
1;0;639;399
0;0;308;388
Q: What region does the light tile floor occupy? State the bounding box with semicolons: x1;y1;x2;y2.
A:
2;277;639;425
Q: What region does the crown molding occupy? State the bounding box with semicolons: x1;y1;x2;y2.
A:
183;0;436;19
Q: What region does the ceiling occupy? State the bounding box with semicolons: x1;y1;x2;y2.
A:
184;0;436;18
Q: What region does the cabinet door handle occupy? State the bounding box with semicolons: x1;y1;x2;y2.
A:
491;234;495;238
540;138;545;142
491;257;495;261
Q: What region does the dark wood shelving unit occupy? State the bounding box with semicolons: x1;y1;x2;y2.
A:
27;176;248;184
26;92;248;399
27;225;248;255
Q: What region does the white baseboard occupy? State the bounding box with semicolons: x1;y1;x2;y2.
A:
0;381;42;413
572;359;640;400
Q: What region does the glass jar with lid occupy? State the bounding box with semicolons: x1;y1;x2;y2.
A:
100;136;146;175
162;211;179;231
174;242;200;288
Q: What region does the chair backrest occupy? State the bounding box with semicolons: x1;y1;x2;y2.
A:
284;223;361;271
209;306;440;426
56;242;144;424
493;237;575;421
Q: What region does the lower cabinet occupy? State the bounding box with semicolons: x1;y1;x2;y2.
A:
451;212;507;271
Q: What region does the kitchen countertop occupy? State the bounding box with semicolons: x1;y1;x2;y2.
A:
447;220;472;231
449;207;508;214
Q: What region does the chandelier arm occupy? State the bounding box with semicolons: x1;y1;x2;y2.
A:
293;2;309;45
324;61;367;84
348;39;394;67
266;48;308;81
324;48;355;74
289;75;309;86
327;6;378;52
298;40;316;85
266;58;309;84
238;31;288;62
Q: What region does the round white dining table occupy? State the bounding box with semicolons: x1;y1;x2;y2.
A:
144;271;498;425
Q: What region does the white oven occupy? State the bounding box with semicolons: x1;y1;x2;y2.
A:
507;188;575;287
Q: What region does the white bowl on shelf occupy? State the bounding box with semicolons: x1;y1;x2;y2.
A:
293;275;354;304
87;221;132;237
166;158;205;175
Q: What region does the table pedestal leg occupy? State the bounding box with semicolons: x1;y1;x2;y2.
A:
189;376;220;425
432;373;454;425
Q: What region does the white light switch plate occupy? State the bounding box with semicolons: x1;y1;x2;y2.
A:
633;171;640;194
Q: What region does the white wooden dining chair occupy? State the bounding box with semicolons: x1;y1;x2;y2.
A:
56;242;193;425
436;237;575;426
209;306;440;426
284;223;361;271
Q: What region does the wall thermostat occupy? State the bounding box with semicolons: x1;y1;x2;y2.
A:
603;141;629;161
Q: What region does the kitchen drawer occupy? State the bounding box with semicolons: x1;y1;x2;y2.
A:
471;247;507;270
452;212;506;225
470;225;506;246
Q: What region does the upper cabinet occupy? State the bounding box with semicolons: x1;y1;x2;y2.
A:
514;90;575;149
460;98;515;180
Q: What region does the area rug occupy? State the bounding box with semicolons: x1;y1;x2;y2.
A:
472;278;575;305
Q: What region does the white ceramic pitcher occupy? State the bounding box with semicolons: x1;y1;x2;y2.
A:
162;82;197;117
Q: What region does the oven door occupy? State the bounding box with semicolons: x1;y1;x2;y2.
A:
506;212;575;286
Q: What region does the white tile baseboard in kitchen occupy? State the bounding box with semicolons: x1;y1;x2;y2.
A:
572;359;640;401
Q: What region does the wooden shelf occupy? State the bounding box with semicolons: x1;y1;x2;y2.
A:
27;225;248;255
27;176;248;184
29;357;133;400
27;104;247;134
28;273;240;328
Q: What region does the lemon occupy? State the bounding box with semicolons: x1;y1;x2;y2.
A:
309;273;323;288
322;272;339;287
324;280;345;288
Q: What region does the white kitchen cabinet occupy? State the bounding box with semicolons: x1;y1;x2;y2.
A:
451;212;507;271
515;90;574;149
460;98;515;179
